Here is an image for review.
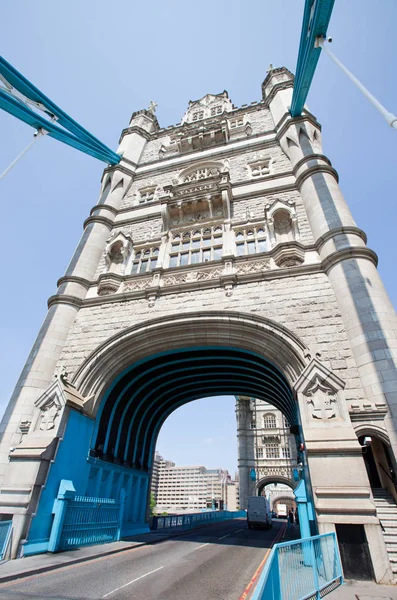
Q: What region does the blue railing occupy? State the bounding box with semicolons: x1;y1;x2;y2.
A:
0;521;12;560
58;496;121;551
251;533;342;600
152;510;246;531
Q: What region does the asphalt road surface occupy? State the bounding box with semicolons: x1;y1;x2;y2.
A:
0;519;284;600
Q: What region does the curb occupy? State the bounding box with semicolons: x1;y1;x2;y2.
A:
0;518;244;584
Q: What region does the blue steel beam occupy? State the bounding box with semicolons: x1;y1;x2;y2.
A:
290;0;335;117
0;56;120;165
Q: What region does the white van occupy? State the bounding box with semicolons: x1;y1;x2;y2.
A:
247;496;272;529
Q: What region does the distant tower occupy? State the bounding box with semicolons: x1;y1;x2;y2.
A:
0;69;396;582
236;397;298;507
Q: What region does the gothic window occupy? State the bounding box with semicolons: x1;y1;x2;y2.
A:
282;447;291;459
211;105;222;116
235;227;267;256
249;159;271;178
168;227;223;268
273;209;293;243
263;414;277;429
139;187;156;204
131;246;159;274
283;417;290;428
192;111;204;121
229;117;244;128
265;443;279;459
256;447;263;459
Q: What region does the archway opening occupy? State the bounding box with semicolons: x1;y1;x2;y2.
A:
85;346;307;534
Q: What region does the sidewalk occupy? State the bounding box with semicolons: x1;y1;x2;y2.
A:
0;531;173;584
328;579;397;599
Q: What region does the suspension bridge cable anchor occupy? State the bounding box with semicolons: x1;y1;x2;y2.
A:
0;127;48;182
315;35;397;130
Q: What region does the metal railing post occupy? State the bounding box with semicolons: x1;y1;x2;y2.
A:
48;480;76;553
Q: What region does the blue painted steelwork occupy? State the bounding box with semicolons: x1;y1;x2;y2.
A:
23;410;95;556
0;521;12;560
152;510;246;531
92;347;298;470
251;532;343;600
58;497;121;551
48;480;122;552
0;56;120;165
290;0;335;117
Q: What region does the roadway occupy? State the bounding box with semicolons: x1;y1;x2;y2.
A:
0;518;285;600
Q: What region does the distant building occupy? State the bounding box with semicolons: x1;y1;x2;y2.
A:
152;455;238;512
236;397;298;508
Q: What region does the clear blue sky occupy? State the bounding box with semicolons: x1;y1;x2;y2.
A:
0;1;396;476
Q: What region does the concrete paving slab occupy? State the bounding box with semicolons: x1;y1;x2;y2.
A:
327;580;397;599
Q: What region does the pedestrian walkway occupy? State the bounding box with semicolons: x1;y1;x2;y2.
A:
0;532;170;583
327;579;397;599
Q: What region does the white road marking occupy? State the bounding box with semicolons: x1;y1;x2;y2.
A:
218;533;231;539
234;528;244;533
102;565;164;597
193;542;210;550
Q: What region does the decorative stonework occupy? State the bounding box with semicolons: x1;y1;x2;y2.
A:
103;231;133;276
236;260;271;275
273;245;304;268
98;274;123;296
39;399;61;431
19;420;31;436
265;198;300;247
305;376;339;420
124;278;152;292
293;358;347;424
162;267;223;287
181;92;233;124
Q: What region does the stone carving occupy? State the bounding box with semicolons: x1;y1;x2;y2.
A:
103;232;132;276
148;100;158;115
183;167;220;183
293;357;347;424
19;420;31;436
236;260;270;275
306;377;339;420
39;399;61;431
163;267;222;287
124;278;152;292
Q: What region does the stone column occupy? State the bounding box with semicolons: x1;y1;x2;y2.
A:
235;397;255;509
263;67;397;464
0;108;159;556
263;68;396;582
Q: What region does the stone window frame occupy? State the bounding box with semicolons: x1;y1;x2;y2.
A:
256;447;264;459
234;225;267;257
192;110;204;122
229;116;245;129
282;446;291;459
248;157;273;179
168;225;223;268
264;443;280;459
263;413;277;429
210;105;223;117
283;416;290;428
138;186;157;204
131;244;159;274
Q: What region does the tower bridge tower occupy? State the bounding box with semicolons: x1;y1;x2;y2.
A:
0;68;397;581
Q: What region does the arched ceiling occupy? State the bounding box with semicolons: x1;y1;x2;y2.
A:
92;346;298;471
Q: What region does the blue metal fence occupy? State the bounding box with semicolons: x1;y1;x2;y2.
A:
0;521;12;560
251;533;342;600
152;510;246;531
58;496;121;551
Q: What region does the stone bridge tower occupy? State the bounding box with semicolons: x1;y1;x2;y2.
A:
0;68;396;581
